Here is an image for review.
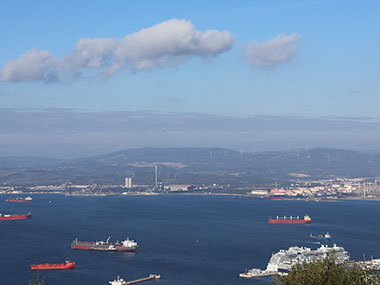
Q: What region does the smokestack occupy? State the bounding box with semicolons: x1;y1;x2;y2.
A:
154;164;158;189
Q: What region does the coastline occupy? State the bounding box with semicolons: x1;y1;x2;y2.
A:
1;191;380;202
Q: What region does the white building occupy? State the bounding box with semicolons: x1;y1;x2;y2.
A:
125;177;132;188
250;190;269;195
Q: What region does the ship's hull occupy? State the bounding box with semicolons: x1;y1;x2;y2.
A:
72;241;138;252
31;262;75;270
6;199;31;203
260;197;283;201
0;213;32;220
268;219;311;224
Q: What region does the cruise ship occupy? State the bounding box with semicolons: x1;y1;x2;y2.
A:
240;244;349;278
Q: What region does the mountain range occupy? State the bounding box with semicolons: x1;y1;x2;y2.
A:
1;147;380;187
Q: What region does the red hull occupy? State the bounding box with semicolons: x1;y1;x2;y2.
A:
268;219;311;224
260;197;283;201
71;244;92;250
31;261;75;270
6;199;31;203
0;213;32;220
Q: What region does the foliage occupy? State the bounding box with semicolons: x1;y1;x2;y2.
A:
274;254;380;285
29;272;45;285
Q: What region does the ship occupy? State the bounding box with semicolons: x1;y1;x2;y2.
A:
310;232;331;241
268;215;312;224
71;236;138;252
239;244;349;278
31;260;75;270
109;276;127;285
6;196;32;202
0;212;32;220
260;197;283;201
109;274;161;285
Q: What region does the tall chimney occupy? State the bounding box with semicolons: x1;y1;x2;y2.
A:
154;164;158;189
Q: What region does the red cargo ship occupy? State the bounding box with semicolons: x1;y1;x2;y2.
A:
0;212;32;220
6;196;32;202
31;260;75;270
268;215;312;224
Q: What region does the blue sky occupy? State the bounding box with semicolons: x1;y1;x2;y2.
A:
0;0;379;157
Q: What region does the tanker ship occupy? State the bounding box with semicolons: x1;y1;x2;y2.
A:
31;260;75;270
6;196;32;202
0;212;32;220
71;236;138;252
268;215;312;224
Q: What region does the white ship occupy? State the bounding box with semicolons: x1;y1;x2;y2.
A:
109;276;126;285
240;244;349;278
109;274;160;285
310;232;331;240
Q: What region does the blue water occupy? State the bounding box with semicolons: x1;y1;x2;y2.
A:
1;195;380;285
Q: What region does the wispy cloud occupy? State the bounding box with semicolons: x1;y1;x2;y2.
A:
1;19;234;83
243;33;301;68
347;89;365;95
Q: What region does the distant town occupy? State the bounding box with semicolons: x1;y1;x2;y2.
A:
2;147;380;200
1;172;380;201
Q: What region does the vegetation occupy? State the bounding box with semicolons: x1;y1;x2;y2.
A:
274;254;380;285
29;272;45;285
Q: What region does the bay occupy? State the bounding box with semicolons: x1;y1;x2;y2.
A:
0;195;380;284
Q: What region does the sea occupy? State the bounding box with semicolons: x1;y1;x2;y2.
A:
1;194;380;285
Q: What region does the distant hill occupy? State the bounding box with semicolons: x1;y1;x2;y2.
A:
1;147;380;186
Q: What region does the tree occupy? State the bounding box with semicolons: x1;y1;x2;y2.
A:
29;272;45;285
274;254;380;285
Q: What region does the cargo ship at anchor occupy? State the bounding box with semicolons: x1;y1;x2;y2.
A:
31;260;75;270
268;215;312;224
0;212;32;220
71;236;138;252
6;196;32;202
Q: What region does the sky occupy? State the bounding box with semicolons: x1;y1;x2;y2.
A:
0;0;379;158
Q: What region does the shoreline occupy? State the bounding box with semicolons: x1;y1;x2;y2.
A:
1;192;380;202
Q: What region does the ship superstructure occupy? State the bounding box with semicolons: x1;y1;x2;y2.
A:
240;244;349;278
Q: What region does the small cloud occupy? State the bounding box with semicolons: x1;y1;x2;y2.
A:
243;33;301;68
1;19;234;83
347;89;364;95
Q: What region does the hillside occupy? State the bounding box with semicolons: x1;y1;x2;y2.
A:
1;147;380;186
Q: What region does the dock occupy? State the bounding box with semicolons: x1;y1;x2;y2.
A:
357;259;380;271
124;274;161;285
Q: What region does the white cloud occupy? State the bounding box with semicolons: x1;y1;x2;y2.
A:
243;33;301;68
1;48;58;83
1;19;234;83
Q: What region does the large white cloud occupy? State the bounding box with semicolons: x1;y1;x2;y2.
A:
1;19;234;83
243;33;301;68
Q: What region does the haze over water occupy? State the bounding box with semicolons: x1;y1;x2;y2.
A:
1;195;380;284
